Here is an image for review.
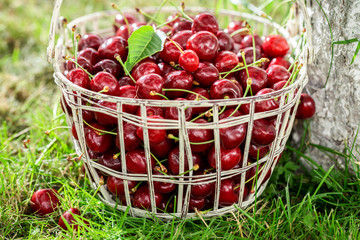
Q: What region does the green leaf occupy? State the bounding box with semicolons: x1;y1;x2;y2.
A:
124;25;167;73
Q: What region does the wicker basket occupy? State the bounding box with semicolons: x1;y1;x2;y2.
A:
48;0;313;219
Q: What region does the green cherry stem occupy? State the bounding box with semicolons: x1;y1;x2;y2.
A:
130;181;143;193
150;91;169;100
148;0;168;25
177;164;200;176
229;27;249;38
168;38;184;54
112;3;131;36
168;134;215;145
245;22;257;64
113;152;121;159
83;120;118;135
156;15;180;29
162;88;209;100
65;56;94;79
115;54;136;84
240;50;253;96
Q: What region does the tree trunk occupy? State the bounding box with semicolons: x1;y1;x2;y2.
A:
294;0;360;169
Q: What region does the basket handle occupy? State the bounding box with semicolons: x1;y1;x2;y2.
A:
46;0;314;64
47;0;63;63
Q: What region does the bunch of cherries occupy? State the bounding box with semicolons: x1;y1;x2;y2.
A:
58;10;316;214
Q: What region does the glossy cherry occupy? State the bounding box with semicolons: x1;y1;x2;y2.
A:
188;119;214;152
98;36;128;61
125;149;155;174
136;73;165;100
58;208;89;231
296;93;316;119
78;47;100;65
78;33;102;51
208;145;242;170
251;119;276;146
90;71;120;96
165;98;193;121
272;80;288;91
185;87;210;114
214;50;239;74
186;31;219;61
136;106;165;117
192;13;219;34
114;13;137;31
153;171;177;194
219;109;247;149
160;41;183;64
266;65;291;88
248;144;270;160
66;68;90;89
66;56;93;74
179;50;199;72
132;185;163;209
237;47;261;65
193;62;219;88
172;30;193;49
240;34;263;50
136;115;167;145
226;21;245;44
262;35;289;58
171;19;192;35
218;179;239;207
119;76;135;87
30;189;60;215
188;197;206;211
107;176;138;196
94;101;118;126
210;79;243;99
167;146;203;175
164;70;193;99
158;62;174;76
118;85;138;114
238;66;268;95
97;149;122;172
254;88;280;114
84;122;114;153
216;30;234;51
116;122;141;152
191;174;215;199
131;61;161;81
93;59;123;79
150;138;174;159
268;57;291;69
71;123;78;140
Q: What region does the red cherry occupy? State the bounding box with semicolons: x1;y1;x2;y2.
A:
97;149;122;173
66;68;90;89
254;88;280;113
78;33;102;51
240;34;263;50
136;74;165;100
131;61;161;81
219;109;247;149
186;31;219;61
90;72;120;96
272;80;288;91
248;144;270;160
84;123;114;153
185;87;210;114
188;197;206;212
136;115;167;145
171;19;192;35
238;66;268;95
216;30;234;51
191;174;215;199
66;56;93;74
210;79;243;99
193;62;219;88
179;50;199;72
116;122;141;152
115;25;132;40
119;85;138;114
58;208;89;231
268;57;291;69
219;179;239;207
208;145;242;170
136;106;165;117
251;119;276;146
167;146;204;175
158;62;174;76
93;59;123;79
214;51;239;74
125;149;155;174
166;14;180;27
158;195;175;213
226;21;245;44
164;70;193;99
78;48;100;65
107;176;138;196
165;98;193;121
71;123;78;140
119;76;135;87
98;36;128;61
114;13;137;31
237;47;261;65
160;41;183;64
132;185;163;209
150;138;174;159
188;119;214;152
94;101;118;126
30;189;60;215
172;30;193;49
262;35;289;58
296;93;316;119
266;65;291;88
153;171;177;194
192;13;219;35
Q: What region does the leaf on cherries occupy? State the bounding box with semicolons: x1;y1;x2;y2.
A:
124;26;167;73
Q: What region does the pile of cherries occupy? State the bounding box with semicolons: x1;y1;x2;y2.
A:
59;10;316;214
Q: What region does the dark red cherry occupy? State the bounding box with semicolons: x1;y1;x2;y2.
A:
219;109;247;149
214;50;239;74
97;149;122;173
58;208;89;231
90;71;120;96
159;41;183;64
114;13;137;31
240;34;263;50
186;31;219;61
191;175;215;199
132;185;163;210
131;61;162;81
126;149;155;174
158;62;174;76
266;65;291;87
166;14;181;27
78;48;100;65
31;189;60;215
107;176;138;196
192;13;219;34
136;73;165;100
158;196;175;213
185;87;210;114
272;80;288;91
171;19;192;35
168;146;203;175
216;30;234;51
268;57;291;69
164;70;193;99
172;30;193;49
94;101;117;126
71;123;78;140
208;145;242;170
188;119;214;152
226;21;245;44
115;25;132;40
219;179;239;207
84;123;114;153
150;138;174;159
119;76;135;87
179;50;199;72
66;56;93;74
153;171;177;194
251;119;276;146
248;144;270;160
262;35;289;58
93;59;123;79
66;68;90;89
188;197;206;212
165;98;193;121
78;33;102;51
98;36;128;61
210;79;243;99
238;66;267;95
296;93;316;119
254;88;280;113
237;47;261;65
119;85;138;114
193;62;219;88
136;115;167;145
136;106;165;117
117;194;134;206
116;122;141;152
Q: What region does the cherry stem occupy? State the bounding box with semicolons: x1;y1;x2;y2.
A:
44;126;71;135
83;120;118;135
149;150;167;173
170;1;193;22
71;25;76;57
168;38;184;54
148;0;168;25
288;60;298;73
98;86;110;94
177;164;199;176
112;3;131;36
154;166;176;180
245;23;257;64
113;152;121;159
75;34;81;62
239;51;253;96
168;134;214;145
229;27;249;38
221;58;268;79
135;8;162;25
156;15;180;29
115;54;136;84
162;88;209;100
131;181;143;193
150;91;169;100
65;56;94;79
203;168;214;174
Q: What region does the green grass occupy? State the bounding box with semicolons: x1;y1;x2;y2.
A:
1;0;360;239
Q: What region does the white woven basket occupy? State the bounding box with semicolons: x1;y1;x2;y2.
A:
48;0;313;219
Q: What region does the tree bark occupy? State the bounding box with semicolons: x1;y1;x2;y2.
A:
293;0;360;169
